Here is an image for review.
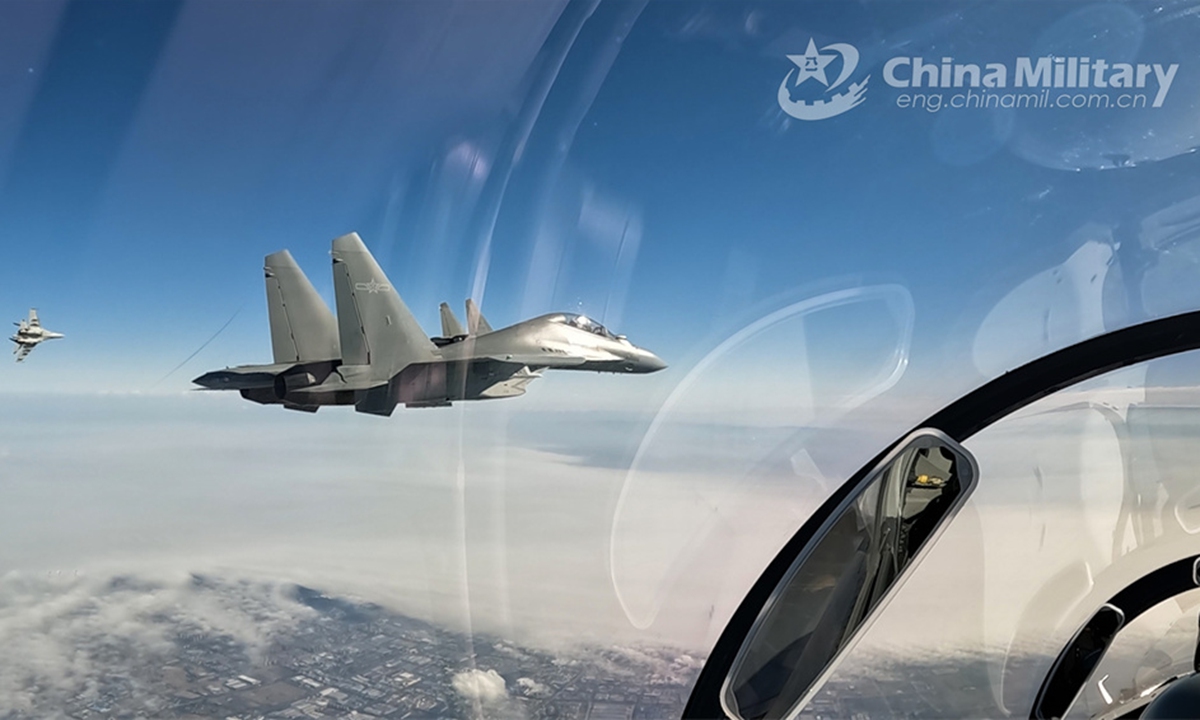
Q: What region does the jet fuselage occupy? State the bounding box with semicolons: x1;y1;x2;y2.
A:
192;233;664;414
10;310;63;362
433;314;667;375
12;326;64;343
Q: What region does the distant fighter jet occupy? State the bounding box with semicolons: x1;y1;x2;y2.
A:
10;309;64;362
193;232;665;415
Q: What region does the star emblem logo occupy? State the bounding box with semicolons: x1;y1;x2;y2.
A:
787;38;836;87
777;39;868;121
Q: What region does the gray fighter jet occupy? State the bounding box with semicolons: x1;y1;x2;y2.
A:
193;232;665;415
10;308;64;362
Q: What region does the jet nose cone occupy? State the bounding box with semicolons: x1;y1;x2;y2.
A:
192;371;224;389
638;351;667;373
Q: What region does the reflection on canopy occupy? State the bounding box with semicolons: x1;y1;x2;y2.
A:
609;285;914;635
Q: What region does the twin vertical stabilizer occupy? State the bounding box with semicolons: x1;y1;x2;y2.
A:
466;298;493;335
195;230;666;414
330;232;438;382
441;300;493;337
440;303;466;337
264;250;341;364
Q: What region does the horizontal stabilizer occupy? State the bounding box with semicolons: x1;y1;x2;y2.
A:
466;298;493;335
330;232;437;380
193;363;299;390
264;250;340;364
192;361;336;392
440;303;466;337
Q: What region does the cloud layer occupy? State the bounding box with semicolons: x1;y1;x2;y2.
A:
0;571;315;717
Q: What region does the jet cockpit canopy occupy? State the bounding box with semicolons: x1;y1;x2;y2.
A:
551;313;617;340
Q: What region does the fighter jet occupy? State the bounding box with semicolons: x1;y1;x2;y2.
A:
10;309;64;362
193;232;665;415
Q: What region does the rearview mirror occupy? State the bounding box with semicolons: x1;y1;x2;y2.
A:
722;429;979;719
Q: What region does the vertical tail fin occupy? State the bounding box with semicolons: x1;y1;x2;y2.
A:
330;232;437;380
265;250;341;363
465;298;493;335
440;302;466;337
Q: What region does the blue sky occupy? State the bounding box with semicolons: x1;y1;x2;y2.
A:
2;0;1200;690
1;0;1197;403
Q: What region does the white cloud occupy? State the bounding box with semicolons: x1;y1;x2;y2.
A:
0;571;315;717
516;676;549;697
452;667;508;704
0;392;815;653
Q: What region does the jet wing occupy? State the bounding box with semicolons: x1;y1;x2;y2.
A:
478;365;543;399
14;343;32;362
27;309;39;328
